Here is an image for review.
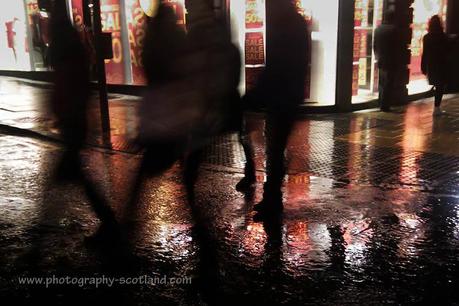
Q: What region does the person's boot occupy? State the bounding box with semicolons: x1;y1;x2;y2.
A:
54;150;83;181
433;106;445;116
253;185;283;222
381;106;391;112
236;174;256;192
85;219;122;247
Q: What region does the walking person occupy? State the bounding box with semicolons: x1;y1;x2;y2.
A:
128;0;240;207
48;1;119;242
421;15;449;116
374;10;400;112
239;0;309;221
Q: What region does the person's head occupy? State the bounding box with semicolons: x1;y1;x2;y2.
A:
428;15;444;33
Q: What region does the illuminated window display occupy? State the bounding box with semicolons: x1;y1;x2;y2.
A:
352;0;383;103
100;0;126;84
125;0;147;85
0;0;454;109
0;0;43;71
67;0;185;85
231;0;339;106
409;0;447;94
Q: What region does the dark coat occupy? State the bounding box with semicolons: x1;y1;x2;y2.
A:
421;32;449;86
374;24;401;70
250;8;309;112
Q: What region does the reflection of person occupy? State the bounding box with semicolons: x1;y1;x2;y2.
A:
31;11;50;66
374;10;399;112
421;15;449;116
243;0;309;221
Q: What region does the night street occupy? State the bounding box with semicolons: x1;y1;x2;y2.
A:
1;78;458;304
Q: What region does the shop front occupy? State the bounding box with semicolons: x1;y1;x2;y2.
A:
0;0;186;85
230;0;340;106
1;0;457;111
230;0;456;110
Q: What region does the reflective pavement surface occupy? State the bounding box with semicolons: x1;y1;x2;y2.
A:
0;77;458;305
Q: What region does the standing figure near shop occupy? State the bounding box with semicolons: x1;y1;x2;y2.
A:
48;1;119;242
374;10;400;112
422;15;449;116
239;0;309;221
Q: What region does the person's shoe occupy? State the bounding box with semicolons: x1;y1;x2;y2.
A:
253;201;283;222
236;175;256;192
85;221;122;247
381;107;391;112
253;192;283;212
433;107;445;116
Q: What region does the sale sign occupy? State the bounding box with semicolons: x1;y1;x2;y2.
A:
71;0;84;29
125;0;147;85
101;0;125;84
245;32;264;66
245;0;264;29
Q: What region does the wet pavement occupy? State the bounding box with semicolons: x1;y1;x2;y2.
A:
0;77;459;305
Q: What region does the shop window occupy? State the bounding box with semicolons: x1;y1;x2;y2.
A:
231;0;339;106
352;0;383;104
408;0;447;94
0;1;36;71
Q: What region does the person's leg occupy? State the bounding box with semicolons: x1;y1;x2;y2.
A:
380;69;392;112
264;113;292;197
378;69;387;111
55;112;86;181
254;111;294;217
236;118;256;191
81;170;121;243
435;84;444;107
433;84;445;115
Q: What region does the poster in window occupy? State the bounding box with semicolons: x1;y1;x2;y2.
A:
101;0;125;84
245;0;264;29
125;0;146;85
245;32;264;66
71;0;84;29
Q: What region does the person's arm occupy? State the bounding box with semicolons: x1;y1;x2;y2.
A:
421;35;428;75
373;29;380;60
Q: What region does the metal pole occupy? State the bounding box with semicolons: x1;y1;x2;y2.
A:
91;0;111;136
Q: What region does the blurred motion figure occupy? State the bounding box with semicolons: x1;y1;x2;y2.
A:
240;0;309;220
131;0;241;205
48;1;118;242
49;1;90;177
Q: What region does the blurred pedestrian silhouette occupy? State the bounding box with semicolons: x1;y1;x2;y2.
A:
48;1;118;243
422;15;449;116
126;3;189;211
128;0;241;208
239;0;309;221
374;10;400;112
